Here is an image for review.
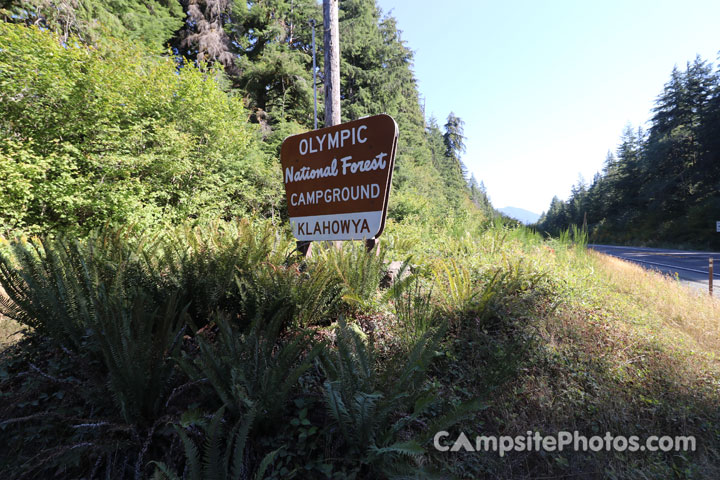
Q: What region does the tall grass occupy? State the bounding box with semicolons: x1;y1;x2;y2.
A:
553;224;589;252
592;251;720;354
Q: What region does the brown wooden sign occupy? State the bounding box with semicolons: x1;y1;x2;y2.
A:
280;114;399;241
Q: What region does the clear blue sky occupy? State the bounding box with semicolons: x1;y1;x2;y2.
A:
374;0;720;214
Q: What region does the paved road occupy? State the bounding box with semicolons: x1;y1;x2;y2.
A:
589;244;720;298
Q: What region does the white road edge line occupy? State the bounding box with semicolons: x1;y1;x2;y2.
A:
592;251;720;278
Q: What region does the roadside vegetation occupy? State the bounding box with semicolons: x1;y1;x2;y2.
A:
2;4;720;479
2;220;719;479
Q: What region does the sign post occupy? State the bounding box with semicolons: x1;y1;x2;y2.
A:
281;114;398;249
710;258;714;297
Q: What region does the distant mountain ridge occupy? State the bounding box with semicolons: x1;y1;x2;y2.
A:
499;206;541;225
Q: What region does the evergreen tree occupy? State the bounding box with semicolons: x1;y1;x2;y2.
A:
229;0;318;126
612;125;642;224
538;55;720;248
437;112;468;207
469;175;493;215
443;112;465;159
1;0;184;50
172;0;235;67
643;59;713;216
170;0;318;129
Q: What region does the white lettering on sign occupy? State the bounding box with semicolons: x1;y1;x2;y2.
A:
340;153;387;175
284;153;388;184
289;184;380;207
285;158;339;183
716;221;720;232
298;125;368;156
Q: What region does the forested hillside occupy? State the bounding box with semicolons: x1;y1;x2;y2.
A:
3;3;720;480
0;0;493;236
537;57;720;249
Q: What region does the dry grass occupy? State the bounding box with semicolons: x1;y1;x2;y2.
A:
591;251;720;357
465;247;720;478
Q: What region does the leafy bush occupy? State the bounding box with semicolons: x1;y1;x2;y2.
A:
0;236;97;348
92;291;188;425
0;232;189;424
0;232;157;348
0;23;281;236
237;260;343;328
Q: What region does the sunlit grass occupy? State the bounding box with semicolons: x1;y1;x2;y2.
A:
447;235;720;478
591;250;720;357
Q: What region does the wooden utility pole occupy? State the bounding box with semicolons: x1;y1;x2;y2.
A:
324;0;341;127
324;0;345;252
310;19;318;130
296;1;376;256
323;0;377;254
298;0;341;257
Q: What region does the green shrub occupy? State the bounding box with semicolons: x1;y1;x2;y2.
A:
0;23;281;236
0;232;156;348
0;232;189;424
91;291;188;425
236;259;343;328
318;317;476;477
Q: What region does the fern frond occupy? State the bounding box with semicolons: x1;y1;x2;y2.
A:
369;440;424;457
228;408;255;480
202;407;226;480
254;447;281;480
148;460;182;480
322;381;352;440
419;398;486;445
352;391;383;445
174;425;202;480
